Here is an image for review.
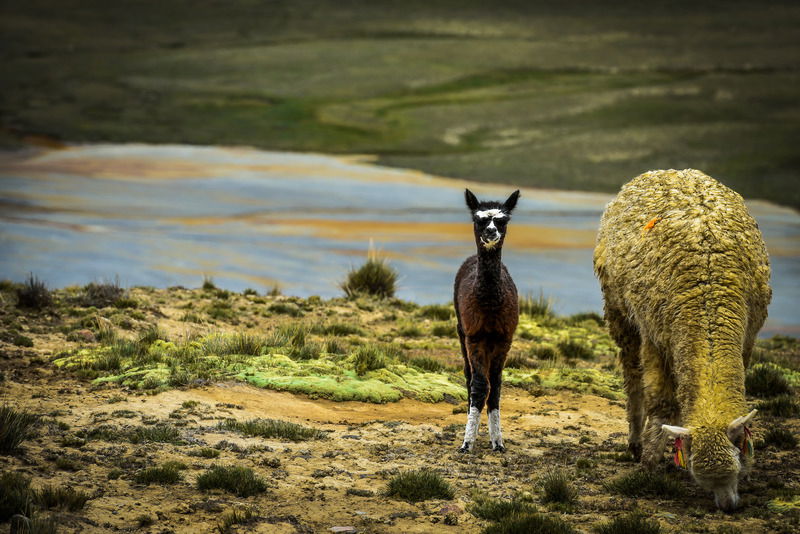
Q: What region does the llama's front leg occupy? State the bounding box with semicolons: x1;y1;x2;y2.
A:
640;339;679;469
459;345;487;453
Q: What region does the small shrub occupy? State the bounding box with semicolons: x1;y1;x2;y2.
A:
341;257;398;299
92;350;122;371
16;273;53;310
0;471;32;521
324;339;347;355
242;288;258;296
757;395;800;417
505;353;535;369
519;291;552;317
217;506;259;534
134;462;184;485
315;323;364;336
288;342;321;361
529;345;558;360
409;356;445;373
213;333;267;356
353;345;387;376
136;514;155;527
10;512;58;534
758;427;797;450
13;334;34;347
482;513;577;534
218;418;326;441
417;304;453;321
268;302;302;317
107;469;124;480
385;469;455;502
557;340;594;360
0;405;39;453
188;447;221;459
605;469;684;498
431;322;457;337
82;280;124;307
746;365;792;398
539;469;578;504
202;277;217;290
594;512;662;534
197;465;267;497
397;324;423;338
567;312;604;326
137;324;168;346
128;424;182;444
114;297;138;309
468;495;537;521
34;484;90;511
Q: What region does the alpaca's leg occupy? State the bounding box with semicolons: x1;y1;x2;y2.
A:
640;338;679;469
486;350;507;452
606;304;644;460
459;339;488;453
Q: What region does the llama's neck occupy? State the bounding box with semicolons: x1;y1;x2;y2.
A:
476;246;503;297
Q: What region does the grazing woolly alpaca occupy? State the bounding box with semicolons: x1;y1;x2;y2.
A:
454;189;520;453
594;169;771;511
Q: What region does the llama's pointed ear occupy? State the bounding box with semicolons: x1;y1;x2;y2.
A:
465;189;480;212
504;190;520;213
662;424;690;439
727;409;757;442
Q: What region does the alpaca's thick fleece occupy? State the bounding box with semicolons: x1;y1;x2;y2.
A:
594;169;771;503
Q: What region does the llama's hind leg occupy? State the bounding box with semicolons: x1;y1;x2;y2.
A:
458;323;471;406
486;351;507;452
606;304;644;460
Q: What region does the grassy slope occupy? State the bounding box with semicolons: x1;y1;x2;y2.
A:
2;1;799;208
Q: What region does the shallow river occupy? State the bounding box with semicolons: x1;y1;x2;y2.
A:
1;144;798;335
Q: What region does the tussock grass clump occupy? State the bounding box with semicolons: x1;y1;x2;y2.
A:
341;257;398;299
188;447;221;458
313;322;364;337
539;469;578;504
519;291;553;317
757;395;800;417
386;469;454;502
9;513;58;534
397;323;423;338
482;513;577;534
417;304;453;321
746;364;792;398
202;277;217;291
16;273;53;310
137;324;168;346
757;427;797;450
218;418;326;441
266;323;308;348
197;465;267;497
529;345;558;360
505;353;535;369
431;322;457;337
128;424;183;444
567;312;604;326
82;280;124;307
594;512;662;534
288;342;321;361
604;469;684;498
13;334;34;347
0;471;32;520
557;340;594;360
409;356;445;373
353;345;388;376
468;494;537;521
217;506;260;534
0;405;39;453
268;302;302;317
34;484;90;511
133;462;185;485
205;333;267;356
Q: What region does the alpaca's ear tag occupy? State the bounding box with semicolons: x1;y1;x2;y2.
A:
673;437;687;469
642;216;660;235
740;426;753;458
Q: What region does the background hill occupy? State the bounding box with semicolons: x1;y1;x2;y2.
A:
2;0;799;208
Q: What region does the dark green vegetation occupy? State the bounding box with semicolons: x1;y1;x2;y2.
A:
0;405;39;453
604;469;685;498
385;469;455;502
217;506;260;534
218;418;326;442
133;462;186;485
2;1;799;208
468;493;537;521
341;257;398;299
15;274;53;310
746;364;793;398
538;469;578;505
481;513;577;534
196;465;268;497
758;427;798;450
594;512;662;534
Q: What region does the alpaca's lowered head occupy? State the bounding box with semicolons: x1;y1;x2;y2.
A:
663;410;757;512
465;189;519;252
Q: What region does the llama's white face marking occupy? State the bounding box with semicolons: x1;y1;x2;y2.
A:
475;209;507;220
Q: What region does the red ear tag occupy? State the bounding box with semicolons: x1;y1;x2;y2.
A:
740;426;753;457
673;437;686;469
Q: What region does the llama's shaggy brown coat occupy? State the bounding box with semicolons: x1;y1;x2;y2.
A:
594;169;771;510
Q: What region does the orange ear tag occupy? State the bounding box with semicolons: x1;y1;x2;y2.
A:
673;437;686;469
